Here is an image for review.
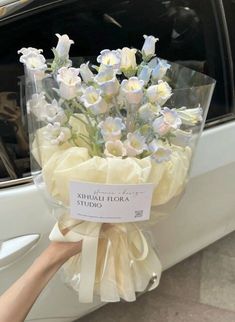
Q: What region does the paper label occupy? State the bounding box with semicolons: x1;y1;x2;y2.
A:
69;181;154;223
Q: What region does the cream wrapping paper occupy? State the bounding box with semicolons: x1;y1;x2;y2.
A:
32;128;191;302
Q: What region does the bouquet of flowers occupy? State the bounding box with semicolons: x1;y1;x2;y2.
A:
19;34;215;303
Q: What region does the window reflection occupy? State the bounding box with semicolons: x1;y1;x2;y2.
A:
0;0;233;181
0;0;34;19
0;91;29;180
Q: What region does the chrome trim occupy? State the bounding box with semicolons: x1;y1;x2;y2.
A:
0;176;33;189
205;113;235;128
212;0;235;114
0;0;65;24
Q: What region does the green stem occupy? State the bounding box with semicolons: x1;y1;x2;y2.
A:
113;97;123;118
79;104;94;129
72;114;89;127
69;99;103;156
126;104;136;133
76;134;92;146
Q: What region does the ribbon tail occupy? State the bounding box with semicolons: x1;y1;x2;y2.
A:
78;231;100;303
127;224;162;293
49;217;102;303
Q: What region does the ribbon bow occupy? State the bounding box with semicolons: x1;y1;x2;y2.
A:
49;213;162;303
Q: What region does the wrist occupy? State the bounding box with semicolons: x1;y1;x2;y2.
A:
43;241;82;266
43;243;68;267
34;245;65;274
34;241;82;275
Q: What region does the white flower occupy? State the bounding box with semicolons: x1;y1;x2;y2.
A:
55;33;74;59
124;132;147;157
27;94;67;124
18;47;43;56
79;62;94;84
121;77;144;105
97;49;121;71
20;52;47;81
177;106;203;126
151;58;171;82
41;99;66;124
149;140;172;163
98;117;125;141
57;67;81;100
171;129;192;147
27;93;48;119
153;107;182;135
81;86;108;114
20;52;46;68
104;140;126;157
94;69;119;97
138;103;161;122
120;47;137;77
43;122;71;145
138;65;152;85
142;35;159;61
146;81;172;106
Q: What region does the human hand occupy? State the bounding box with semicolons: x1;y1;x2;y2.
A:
45;224;111;267
46;240;83;267
0;105;21;124
0;92;21;125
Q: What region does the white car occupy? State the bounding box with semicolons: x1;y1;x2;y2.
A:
0;1;235;321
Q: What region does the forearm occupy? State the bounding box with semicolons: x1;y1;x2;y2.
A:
0;243;73;322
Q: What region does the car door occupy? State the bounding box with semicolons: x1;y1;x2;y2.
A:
0;1;235;321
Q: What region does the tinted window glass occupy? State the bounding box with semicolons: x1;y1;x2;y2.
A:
0;0;234;182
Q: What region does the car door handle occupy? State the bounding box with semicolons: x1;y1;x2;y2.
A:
0;234;40;269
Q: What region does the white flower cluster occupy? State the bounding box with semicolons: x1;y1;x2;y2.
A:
19;34;203;161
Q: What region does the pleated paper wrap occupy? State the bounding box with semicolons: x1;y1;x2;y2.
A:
32;127;192;303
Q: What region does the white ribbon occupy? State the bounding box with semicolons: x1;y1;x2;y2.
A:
49;216;101;303
49;215;162;303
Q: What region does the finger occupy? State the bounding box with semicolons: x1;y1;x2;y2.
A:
4;106;16;114
61;228;70;235
0;110;12;118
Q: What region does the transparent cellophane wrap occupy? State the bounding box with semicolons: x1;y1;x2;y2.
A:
26;62;215;303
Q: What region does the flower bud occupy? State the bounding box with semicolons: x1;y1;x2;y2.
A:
55;33;74;59
79;62;94;84
142;35;159;61
120;47;137;77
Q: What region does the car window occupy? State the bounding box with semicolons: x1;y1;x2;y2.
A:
0;0;234;183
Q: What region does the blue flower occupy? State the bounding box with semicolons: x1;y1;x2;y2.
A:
152;107;182;136
151;59;171;82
